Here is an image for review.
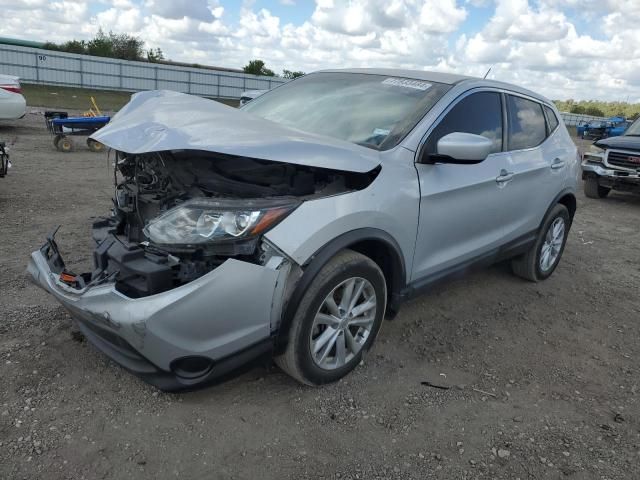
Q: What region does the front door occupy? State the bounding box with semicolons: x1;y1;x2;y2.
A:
411;90;511;281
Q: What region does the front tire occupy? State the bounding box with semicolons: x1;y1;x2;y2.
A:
584;178;610;199
275;249;386;386
511;204;570;282
57;136;73;153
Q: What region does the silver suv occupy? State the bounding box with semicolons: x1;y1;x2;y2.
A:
28;69;579;390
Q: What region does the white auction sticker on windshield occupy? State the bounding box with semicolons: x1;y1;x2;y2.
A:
382;78;432;91
373;128;390;136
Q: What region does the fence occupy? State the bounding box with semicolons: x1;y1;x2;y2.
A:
559;112;608;127
0;44;286;99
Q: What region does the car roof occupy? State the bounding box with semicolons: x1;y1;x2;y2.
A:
318;67;473;85
316;68;553;106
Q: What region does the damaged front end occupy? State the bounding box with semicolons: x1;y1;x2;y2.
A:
91;149;375;298
28;147;378;390
27;90;382;390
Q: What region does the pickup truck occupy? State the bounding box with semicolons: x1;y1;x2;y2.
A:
582;117;640;198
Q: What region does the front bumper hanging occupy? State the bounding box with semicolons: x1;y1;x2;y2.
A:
27;232;291;391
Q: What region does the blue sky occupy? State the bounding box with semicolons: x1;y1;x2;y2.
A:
2;0;639;101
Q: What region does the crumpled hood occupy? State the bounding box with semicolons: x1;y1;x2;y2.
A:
91;90;381;173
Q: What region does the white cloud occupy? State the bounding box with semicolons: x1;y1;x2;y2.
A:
96;7;144;32
0;0;639;101
419;0;467;34
144;0;217;22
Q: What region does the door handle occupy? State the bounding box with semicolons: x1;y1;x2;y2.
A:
496;169;514;183
551;158;565;169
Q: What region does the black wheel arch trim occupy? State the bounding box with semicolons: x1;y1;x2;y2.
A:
274;228;407;355
544;188;577;226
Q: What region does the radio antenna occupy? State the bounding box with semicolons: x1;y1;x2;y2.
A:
483;67;492;79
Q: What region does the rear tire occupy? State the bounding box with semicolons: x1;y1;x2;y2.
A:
275;249;386;386
584;178;610;199
511;204;570;282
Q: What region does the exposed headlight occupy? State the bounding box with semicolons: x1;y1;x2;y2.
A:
143;198;299;245
582;145;604;163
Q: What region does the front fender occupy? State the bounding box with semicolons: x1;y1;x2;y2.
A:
265;155;420;282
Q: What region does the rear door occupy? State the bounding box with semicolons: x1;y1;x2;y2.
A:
411;90;511;281
500;95;569;242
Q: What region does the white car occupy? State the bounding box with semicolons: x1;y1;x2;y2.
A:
0;74;26;120
239;89;268;106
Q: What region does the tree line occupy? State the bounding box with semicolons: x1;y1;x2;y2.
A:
242;59;304;79
42;33;305;78
553;99;640;120
43;29;165;63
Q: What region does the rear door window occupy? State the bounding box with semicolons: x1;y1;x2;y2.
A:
425;91;503;155
507;95;547;150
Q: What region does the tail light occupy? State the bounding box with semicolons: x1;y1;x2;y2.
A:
0;83;21;94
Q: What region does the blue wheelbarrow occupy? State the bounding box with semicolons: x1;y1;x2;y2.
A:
45;111;110;152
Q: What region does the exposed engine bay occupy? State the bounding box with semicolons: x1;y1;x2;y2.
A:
83;150;378;298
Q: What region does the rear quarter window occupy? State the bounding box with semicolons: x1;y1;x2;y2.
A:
507;95;547;150
544;105;559;133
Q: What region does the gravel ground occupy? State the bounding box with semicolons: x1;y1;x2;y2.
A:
1;111;639;480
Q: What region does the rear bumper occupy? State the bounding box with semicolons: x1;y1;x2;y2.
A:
27;240;291;391
0;94;26;120
582;162;640;193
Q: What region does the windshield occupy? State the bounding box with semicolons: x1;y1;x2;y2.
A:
242;72;451;150
625;118;640;136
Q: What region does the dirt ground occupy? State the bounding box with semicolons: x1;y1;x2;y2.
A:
1;111;639;480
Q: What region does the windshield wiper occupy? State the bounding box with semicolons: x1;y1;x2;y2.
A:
355;141;381;150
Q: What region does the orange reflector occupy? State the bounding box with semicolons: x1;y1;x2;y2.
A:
250;208;288;235
60;272;76;283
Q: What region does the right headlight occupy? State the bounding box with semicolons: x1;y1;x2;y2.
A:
582;145;604;163
143;198;300;246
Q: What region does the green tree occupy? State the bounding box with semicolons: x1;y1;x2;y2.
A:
282;69;305;79
45;29;145;61
110;31;145;60
42;42;60;51
584;106;605;117
147;47;165;62
243;59;275;76
86;29;114;57
62;40;86;55
570;105;585;114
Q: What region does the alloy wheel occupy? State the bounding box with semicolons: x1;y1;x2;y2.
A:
310;277;377;370
539;217;565;272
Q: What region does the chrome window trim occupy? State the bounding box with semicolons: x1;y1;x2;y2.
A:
415;86;557;161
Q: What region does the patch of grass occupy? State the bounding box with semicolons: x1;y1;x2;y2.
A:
21;84;134;111
21;83;240;111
